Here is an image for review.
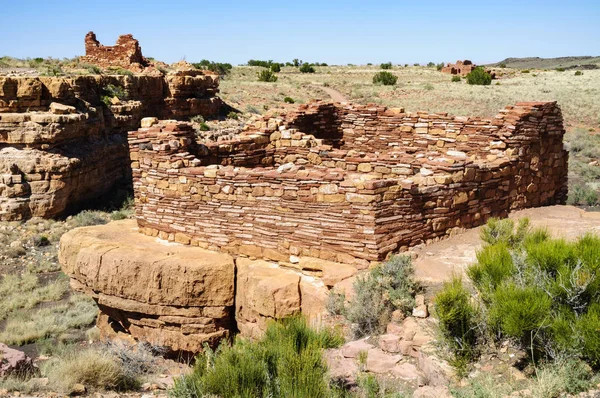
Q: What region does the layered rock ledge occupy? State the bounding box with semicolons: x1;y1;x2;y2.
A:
0;73;221;220
59;219;339;353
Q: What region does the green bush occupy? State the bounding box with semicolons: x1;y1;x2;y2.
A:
380;62;392;70
171;316;343;398
499;63;507;68
270;63;281;73
257;69;278;82
466;67;492;86
372;71;398;86
436;62;445;71
299;63;316;73
447;218;600;367
556;67;566;72
345;255;416;337
521;69;530;73
192;60;233;75
101;83;128;107
575;70;583;76
451;75;461;82
283;96;295;104
227;111;239;120
435;276;479;364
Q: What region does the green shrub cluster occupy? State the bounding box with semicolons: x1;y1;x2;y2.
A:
575;70;583;76
344;255;417;337
171;316;343;398
436;62;445;71
299;63;316;73
257;69;278;82
372;71;398;86
192;59;233;75
380;62;392;70
101;83;128;107
466;67;492;86
451;75;461;82
283;96;295;104
436;217;600;368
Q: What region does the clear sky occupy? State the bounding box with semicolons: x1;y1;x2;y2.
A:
1;0;598;65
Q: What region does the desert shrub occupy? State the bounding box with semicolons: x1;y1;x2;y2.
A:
70;210;109;227
372;71;397;86
299;63;316;73
380;62;392;70
499;62;507;68
345;255;417;337
226;111;239;120
521;69;530;73
32;234;50;247
326;290;346;316
427;62;435;67
451;75;461;82
283;96;295;104
101;83;128;107
435;276;479;370
445;218;600;367
466;67;492;86
192;60;233;75
257;69;278;82
568;183;600;206
198;122;210;131
270;63;281;73
436;62;445;71
556;67;566;72
171;316;343;398
575;70;583;76
43;346;140;392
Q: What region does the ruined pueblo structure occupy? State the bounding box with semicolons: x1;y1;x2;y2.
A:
81;31;148;72
0;34;221;221
441;60;477;76
60;97;568;353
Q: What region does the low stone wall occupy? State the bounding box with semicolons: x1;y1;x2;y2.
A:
0;72;221;220
129;101;568;266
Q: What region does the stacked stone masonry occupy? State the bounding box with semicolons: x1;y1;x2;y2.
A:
81;31;148;72
0;73;221;220
130;100;568;267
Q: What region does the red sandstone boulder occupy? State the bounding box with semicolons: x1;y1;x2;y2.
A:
0;344;35;377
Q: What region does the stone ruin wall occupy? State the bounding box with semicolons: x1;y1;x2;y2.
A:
0;72;221;220
441;60;477;75
130;101;568;268
81;31;148;72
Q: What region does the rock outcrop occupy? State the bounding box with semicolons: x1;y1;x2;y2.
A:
0;72;221;221
59;219;335;353
0;344;35;377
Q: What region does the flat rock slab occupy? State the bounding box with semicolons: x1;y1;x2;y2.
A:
60;219;235;307
413;206;600;286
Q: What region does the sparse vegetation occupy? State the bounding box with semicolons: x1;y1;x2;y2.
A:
451;75;461;82
372;71;398;86
575;70;583;76
299;63;316;73
380;62;392;70
192;59;233;75
283;96;295;104
257;69;278;82
466;67;492;85
345;255;417;337
171;316;343;398
436;217;600;371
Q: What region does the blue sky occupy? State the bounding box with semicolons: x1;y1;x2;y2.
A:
1;0;598;65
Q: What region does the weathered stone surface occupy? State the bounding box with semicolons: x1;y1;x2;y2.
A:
0;344;35;377
59;219;235;353
235;259;301;338
366;348;402;374
0;72;222;221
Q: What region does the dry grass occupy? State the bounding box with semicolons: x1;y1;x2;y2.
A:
221;65;600;132
0;294;97;345
0;273;69;320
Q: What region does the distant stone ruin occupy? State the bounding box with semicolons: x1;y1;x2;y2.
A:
81;31;148;72
441;60;476;76
59;100;568;352
0;72;221;220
